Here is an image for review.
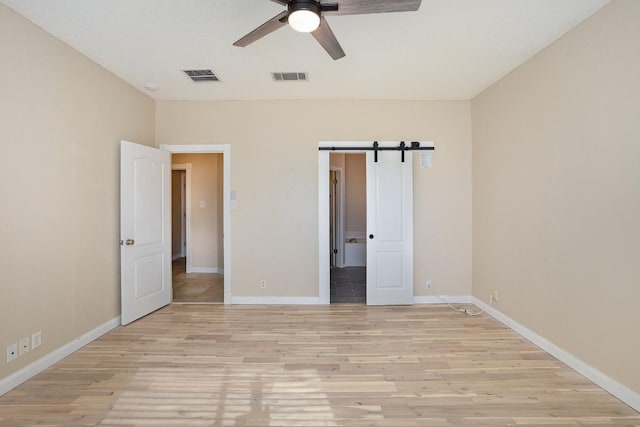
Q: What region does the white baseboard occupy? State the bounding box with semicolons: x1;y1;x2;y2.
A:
472;297;640;412
413;295;473;304
231;295;473;305
188;267;223;274
231;296;322;305
0;316;120;396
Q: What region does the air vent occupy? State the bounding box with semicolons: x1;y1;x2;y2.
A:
183;69;220;82
271;72;308;82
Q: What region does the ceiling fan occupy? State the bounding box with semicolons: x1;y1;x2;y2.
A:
233;0;422;60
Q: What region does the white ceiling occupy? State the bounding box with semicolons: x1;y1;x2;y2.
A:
1;0;610;101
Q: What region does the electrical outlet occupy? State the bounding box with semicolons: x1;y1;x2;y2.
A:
19;337;30;356
426;280;433;290
32;331;42;349
6;343;18;363
260;280;267;289
492;290;500;302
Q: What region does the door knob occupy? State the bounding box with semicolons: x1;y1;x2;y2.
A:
369;234;374;239
126;239;135;246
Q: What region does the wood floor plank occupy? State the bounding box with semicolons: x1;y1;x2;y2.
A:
0;304;638;426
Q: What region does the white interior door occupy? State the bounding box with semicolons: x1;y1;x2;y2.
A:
120;140;172;325
366;150;413;305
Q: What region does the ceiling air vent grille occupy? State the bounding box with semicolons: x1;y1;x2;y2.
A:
183;69;220;82
271;72;308;82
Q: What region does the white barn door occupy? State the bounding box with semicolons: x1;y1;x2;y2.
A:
120;140;172;325
366;150;413;305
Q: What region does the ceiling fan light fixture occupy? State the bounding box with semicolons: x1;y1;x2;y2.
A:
288;1;321;33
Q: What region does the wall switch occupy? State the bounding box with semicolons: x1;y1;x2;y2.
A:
426;280;433;290
19;337;30;355
6;343;18;363
31;331;42;349
260;280;267;289
420;152;433;169
231;191;237;209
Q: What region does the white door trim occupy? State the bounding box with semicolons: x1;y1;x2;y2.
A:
172;164;192;268
161;144;231;305
319;151;331;304
319;141;432;305
319;142;376;304
318;141;398;304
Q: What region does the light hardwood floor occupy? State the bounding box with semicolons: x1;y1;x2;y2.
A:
0;304;638;426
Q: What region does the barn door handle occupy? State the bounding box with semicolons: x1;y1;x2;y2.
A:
369;234;374;239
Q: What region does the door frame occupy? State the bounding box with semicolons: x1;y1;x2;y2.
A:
161;144;231;304
318;141;375;304
329;166;345;268
172;164;191;264
319;141;428;304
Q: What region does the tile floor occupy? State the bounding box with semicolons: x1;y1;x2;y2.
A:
330;266;366;303
172;257;223;303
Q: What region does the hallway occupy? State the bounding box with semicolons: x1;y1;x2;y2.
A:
172;257;223;303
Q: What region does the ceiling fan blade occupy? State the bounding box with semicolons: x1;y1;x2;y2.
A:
324;0;421;16
311;17;346;60
233;11;289;47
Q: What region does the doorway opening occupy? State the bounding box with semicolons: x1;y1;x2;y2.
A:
160;144;232;304
170;154;224;303
329;153;367;304
319;140;419;306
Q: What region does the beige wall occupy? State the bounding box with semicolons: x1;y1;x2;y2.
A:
344;154;366;236
329;153;367;238
329;153;345;170
0;5;155;381
172;154;224;271
3;0;635;404
472;0;640;394
157;100;472;298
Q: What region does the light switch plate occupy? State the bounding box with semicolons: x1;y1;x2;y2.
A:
32;331;42;349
